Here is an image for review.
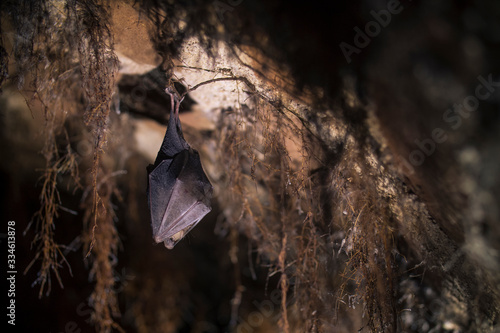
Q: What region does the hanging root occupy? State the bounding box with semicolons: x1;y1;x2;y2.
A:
82;167;124;333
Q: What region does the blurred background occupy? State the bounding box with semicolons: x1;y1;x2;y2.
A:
1;0;500;332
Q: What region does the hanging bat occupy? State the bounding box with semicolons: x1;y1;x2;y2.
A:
147;88;213;249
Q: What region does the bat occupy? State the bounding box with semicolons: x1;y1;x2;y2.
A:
147;87;213;249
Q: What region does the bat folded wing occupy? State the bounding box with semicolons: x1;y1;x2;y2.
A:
148;149;213;249
156;193;211;249
148;158;175;237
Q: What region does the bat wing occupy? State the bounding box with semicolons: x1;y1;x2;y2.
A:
148;149;213;249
